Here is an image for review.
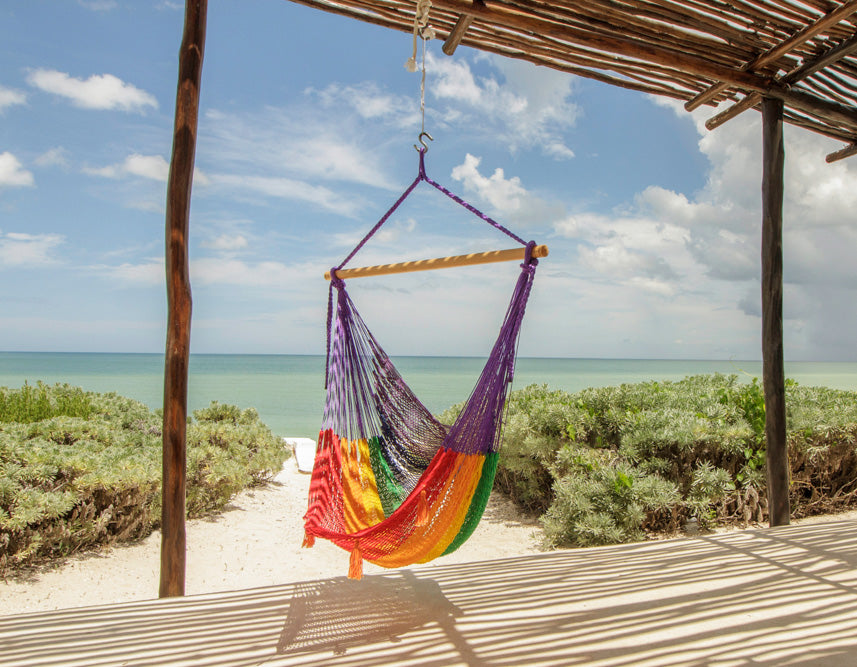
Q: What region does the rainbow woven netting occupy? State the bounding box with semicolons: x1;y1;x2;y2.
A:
303;256;538;579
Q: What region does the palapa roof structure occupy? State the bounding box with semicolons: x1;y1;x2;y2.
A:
287;0;857;161
157;0;856;596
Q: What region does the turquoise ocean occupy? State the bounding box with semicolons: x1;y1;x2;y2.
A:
2;352;857;439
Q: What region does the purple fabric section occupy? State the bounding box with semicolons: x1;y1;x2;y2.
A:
442;249;537;454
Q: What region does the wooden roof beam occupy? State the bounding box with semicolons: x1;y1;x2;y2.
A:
443;13;475;54
826;141;857;162
685;0;857;111
442;0;482;55
706;32;857;131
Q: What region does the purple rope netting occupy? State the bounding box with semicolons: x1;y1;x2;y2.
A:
322;248;538;459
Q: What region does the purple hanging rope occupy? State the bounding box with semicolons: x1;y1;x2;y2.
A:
418;151;528;247
332;149;526;276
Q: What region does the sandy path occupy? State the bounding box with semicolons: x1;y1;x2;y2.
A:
0;458;544;615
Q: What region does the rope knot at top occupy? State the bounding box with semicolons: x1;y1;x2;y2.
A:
522;240;539;271
328;267;345;290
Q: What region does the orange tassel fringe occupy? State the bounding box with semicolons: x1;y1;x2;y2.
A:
302;531;315;548
348;542;363;580
415;489;429;527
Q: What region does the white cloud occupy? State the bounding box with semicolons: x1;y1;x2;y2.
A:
123;154;169;181
202;108;397;192
84;154;166;180
578;240;678;284
0;85;26;112
34;147;70;168
192;258;304;287
85;153;209;186
211;173;357;216
0;152;34;188
201;234;249;252
93;259;164;285
555;96;857;359
94;256;315;290
0;231;64;267
26;69;157;113
309;82;418;127
428;53;578;159
451;154;564;225
554;209;691;299
452;154;528;211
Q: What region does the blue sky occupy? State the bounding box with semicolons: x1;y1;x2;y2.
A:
1;1;856;360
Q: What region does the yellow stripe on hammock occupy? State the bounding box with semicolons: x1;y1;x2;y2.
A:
341;436;385;532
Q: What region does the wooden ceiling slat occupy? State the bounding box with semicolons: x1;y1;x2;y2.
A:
819;67;857;95
787;31;857;82
685;0;857;111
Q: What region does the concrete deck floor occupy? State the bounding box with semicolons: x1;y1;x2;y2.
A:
2;519;857;667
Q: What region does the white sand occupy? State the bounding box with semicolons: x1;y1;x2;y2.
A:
0;457;545;615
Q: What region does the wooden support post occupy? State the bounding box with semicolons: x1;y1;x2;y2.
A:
160;0;207;599
761;97;790;528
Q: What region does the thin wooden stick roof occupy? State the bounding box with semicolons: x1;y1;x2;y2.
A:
286;0;857;161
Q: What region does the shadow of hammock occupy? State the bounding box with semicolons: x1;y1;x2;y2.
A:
277;573;461;656
2;519;857;666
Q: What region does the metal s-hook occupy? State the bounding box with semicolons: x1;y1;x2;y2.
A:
414;131;433;152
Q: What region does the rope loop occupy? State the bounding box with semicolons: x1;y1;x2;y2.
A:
522;240;539;270
405;0;435;72
329;267;345;290
418;147;428;179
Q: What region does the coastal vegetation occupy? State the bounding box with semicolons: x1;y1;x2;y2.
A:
3;373;857;570
0;382;288;571
464;374;857;548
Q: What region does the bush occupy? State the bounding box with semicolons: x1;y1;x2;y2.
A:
0;382;93;423
541;445;679;546
0;386;289;571
492;375;857;548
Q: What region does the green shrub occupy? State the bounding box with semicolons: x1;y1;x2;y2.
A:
0;386;289;571
494;375;857;548
541;444;679;546
0;382;93;423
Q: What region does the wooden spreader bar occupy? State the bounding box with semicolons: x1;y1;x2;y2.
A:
325;244;548;280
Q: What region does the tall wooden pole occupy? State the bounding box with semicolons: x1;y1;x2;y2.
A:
761;97;790;527
160;0;207;598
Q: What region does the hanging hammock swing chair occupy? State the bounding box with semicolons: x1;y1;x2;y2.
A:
303;144;547;579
